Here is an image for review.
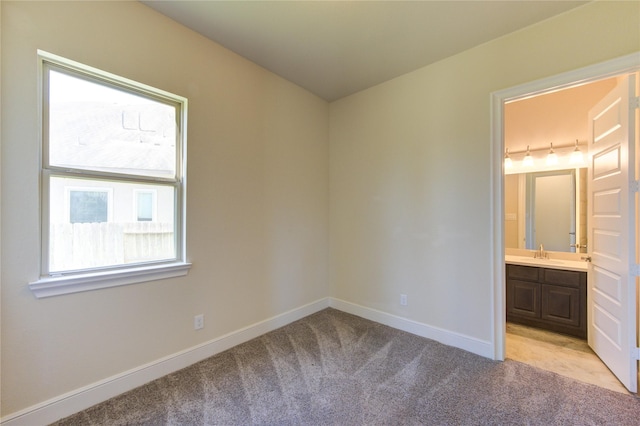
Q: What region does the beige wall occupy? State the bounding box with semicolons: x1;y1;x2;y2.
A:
1;1;329;415
2;0;640;419
329;1;639;339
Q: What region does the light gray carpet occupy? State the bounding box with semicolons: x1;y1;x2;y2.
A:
53;308;640;425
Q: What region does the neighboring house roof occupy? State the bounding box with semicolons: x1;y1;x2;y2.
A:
49;102;177;178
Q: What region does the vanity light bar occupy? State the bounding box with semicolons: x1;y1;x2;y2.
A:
505;139;586;156
505;139;586;168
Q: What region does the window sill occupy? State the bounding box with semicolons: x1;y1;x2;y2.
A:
29;262;192;298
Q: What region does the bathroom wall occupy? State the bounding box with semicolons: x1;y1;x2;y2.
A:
505;174;520;248
505;78;617;155
504;78;628;252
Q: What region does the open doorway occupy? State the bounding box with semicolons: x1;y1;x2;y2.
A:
504;77;624;393
491;54;640;394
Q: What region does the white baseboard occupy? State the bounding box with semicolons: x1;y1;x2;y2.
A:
328;298;494;359
1;298;331;426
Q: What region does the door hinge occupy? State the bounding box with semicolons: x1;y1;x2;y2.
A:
631;180;640;193
633;347;640;361
631;96;640;110
630;264;640;277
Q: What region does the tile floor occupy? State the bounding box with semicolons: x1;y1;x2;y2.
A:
505;322;631;394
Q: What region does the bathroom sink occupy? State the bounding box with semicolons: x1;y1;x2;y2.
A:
505;255;588;272
533;258;565;265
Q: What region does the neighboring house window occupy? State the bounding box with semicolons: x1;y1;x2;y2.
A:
68;188;111;223
31;51;190;298
135;190;156;222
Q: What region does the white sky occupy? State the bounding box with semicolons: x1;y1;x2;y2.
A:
49;70;156;106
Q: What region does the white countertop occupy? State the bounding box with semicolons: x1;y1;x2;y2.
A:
505;255;588;272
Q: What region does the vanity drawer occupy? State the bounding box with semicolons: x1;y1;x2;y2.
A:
507;264;540;282
541;268;584;289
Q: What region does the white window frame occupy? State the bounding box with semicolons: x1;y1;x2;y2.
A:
30;51;190;298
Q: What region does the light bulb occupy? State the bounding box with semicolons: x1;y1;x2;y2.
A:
570;139;584;165
522;145;533;167
546;143;558;166
504;148;513;169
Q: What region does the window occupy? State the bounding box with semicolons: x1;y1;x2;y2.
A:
30;51;190;298
135;190;156;222
69;188;111;224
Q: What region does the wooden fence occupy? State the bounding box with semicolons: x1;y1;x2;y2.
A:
50;222;174;271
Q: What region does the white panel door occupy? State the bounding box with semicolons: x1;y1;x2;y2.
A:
587;75;637;393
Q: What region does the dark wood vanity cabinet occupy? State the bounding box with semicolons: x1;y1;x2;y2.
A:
506;264;586;339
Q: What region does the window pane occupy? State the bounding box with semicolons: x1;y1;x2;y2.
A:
48;70;177;179
70;190;108;223
137;192;154;221
49;176;176;273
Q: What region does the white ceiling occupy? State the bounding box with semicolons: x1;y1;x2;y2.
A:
142;1;588;102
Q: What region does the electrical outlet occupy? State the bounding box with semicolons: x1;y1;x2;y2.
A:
400;294;408;306
194;314;204;330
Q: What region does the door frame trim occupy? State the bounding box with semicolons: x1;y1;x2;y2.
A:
490;52;640;361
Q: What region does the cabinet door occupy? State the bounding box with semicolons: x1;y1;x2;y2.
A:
507;280;540;318
541;284;580;327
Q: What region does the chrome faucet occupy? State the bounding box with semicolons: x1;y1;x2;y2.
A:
534;243;548;259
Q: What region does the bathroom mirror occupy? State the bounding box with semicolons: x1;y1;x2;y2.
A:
505;168;587;253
